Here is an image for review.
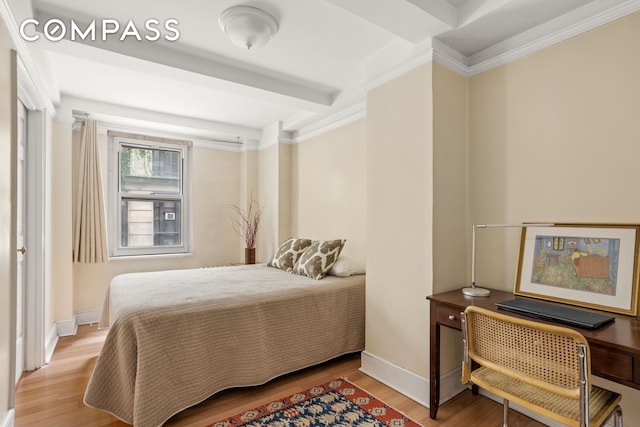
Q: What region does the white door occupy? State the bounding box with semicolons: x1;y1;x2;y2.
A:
16;100;27;383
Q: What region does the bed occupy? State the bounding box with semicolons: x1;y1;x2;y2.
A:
83;263;365;426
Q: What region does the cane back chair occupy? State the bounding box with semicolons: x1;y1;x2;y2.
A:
461;306;622;427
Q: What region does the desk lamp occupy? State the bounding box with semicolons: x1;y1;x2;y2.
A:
462;223;555;297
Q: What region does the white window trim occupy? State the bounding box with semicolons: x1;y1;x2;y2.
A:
108;135;192;257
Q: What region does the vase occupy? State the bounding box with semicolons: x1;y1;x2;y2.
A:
245;247;256;264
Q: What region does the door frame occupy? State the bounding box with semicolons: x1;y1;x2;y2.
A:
15;99;25;383
17;58;47;372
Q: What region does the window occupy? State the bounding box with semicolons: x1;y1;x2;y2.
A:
109;134;191;256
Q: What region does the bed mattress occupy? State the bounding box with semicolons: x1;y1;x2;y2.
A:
84;264;365;426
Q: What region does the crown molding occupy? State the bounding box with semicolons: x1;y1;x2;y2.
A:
466;0;640;76
292;100;366;144
258;136;294;151
241;138;261;151
432;39;471;77
429;0;640;77
0;0;55;112
365;45;435;92
271;0;640;145
258;121;294;150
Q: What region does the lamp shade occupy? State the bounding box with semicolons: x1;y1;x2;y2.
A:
219;6;279;50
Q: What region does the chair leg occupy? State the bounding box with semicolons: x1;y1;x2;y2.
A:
503;399;509;427
613;405;623;427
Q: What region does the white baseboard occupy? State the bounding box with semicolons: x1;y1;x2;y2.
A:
436;365;468;405
45;323;58;364
1;409;14;427
359;351;467;408
76;309;101;326
46;309;100;365
54;309;100;340
56;315;77;337
359;351;429;406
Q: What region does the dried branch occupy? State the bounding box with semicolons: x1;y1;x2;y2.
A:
229;197;264;249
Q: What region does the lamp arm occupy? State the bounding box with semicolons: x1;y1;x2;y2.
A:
465;222;554;297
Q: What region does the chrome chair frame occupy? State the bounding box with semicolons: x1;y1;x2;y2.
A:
461;306;622;427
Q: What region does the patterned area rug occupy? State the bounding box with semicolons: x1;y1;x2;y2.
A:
207;378;423;427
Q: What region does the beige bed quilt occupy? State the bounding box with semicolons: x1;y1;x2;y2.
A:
83;264;365;426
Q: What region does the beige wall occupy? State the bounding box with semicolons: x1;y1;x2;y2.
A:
468;12;640;422
66;129;244;313
354;12;640;419
258;144;278;262
433;62;468;293
0;16;16;423
257;143;293;262
240;149;259;210
366;62;434;376
278;144;292;248
469;12;640;288
432;62;469;373
291;119;366;260
51;121;74;322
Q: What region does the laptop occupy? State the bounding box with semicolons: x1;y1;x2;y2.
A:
495;298;615;329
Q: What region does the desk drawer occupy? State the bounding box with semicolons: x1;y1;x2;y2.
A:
591;344;634;383
435;305;463;329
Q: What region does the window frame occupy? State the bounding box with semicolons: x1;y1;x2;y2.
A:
108;134;192;257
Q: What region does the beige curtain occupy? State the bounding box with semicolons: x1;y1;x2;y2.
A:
73;119;108;263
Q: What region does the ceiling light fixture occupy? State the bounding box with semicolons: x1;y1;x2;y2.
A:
219;5;279;50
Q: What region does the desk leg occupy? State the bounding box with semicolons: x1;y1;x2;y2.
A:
429;303;440;419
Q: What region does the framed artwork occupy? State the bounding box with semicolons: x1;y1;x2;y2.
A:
515;223;640;316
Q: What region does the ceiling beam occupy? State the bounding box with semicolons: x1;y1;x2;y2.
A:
32;7;336;111
406;0;458;27
325;0;456;44
57;95;262;141
456;0;513;27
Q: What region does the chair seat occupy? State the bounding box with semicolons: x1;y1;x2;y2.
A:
472;367;621;427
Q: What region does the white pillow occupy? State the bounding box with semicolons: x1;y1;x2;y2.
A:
328;256;366;277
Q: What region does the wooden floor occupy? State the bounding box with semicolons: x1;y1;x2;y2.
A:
14;325;543;426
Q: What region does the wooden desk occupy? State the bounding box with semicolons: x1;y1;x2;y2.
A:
427;288;640;419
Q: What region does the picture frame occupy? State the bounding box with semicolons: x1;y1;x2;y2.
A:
515;223;640;316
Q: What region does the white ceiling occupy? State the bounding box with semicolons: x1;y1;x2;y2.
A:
17;0;640;143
